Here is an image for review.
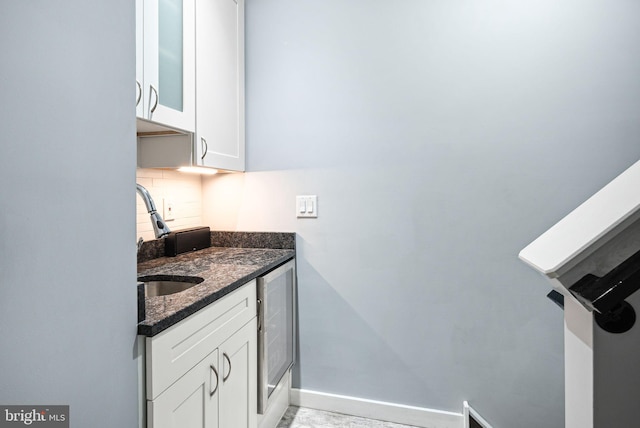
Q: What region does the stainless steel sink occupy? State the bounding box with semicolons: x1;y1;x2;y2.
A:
137;275;204;297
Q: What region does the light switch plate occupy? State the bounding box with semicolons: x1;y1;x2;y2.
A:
296;195;317;218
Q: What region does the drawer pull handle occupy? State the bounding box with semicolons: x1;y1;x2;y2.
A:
223;353;231;382
210;364;219;397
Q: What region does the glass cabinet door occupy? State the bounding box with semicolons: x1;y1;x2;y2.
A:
158;0;183;113
141;0;195;132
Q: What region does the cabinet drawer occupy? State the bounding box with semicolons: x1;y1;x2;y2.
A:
146;280;256;400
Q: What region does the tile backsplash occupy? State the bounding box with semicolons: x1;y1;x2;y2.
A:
136;169;203;241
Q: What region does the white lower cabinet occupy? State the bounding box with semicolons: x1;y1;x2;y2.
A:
145;282;257;428
219;320;257;428
148;349;220;428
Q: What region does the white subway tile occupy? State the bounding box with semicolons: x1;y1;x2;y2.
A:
135;168;203;242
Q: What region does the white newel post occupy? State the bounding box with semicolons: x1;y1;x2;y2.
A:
520;160;640;428
564;296;594;428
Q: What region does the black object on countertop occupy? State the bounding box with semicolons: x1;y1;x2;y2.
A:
137;282;145;323
165;226;211;257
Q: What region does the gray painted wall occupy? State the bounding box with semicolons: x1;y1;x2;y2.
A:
202;0;640;427
0;2;138;427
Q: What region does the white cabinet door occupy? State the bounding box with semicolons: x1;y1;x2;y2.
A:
220;319;257;428
149;321;257;428
195;0;245;171
139;0;196;132
148;350;219;428
136;0;145;118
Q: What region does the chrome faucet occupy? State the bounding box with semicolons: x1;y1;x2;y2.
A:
136;183;171;240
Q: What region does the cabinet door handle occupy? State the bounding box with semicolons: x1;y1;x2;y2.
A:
223;353;231;382
257;299;262;332
150;84;159;114
201;137;208;160
210;364;219;397
136;80;142;107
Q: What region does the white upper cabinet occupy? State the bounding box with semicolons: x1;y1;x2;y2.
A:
195;0;245;171
136;0;145;118
136;0;245;172
136;0;196;133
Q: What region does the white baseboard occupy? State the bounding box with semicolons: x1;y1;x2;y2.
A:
290;388;464;428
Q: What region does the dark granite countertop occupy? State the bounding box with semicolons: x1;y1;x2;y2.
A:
137;233;295;337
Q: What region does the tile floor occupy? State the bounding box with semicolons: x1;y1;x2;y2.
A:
276;406;421;428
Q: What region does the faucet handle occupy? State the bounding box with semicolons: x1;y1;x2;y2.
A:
137;237;144;253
